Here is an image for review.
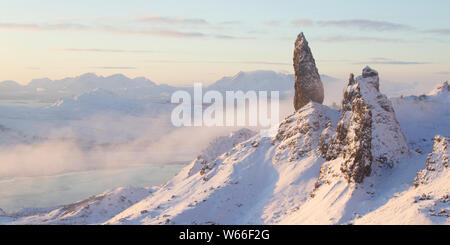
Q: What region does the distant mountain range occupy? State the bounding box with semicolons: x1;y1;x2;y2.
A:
0;70;343;106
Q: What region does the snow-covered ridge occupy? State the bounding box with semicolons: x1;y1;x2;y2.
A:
354;135;449;224
188;128;257;177
391;80;450;152
102;102;337;225
0;187;157;225
0;70;448;225
428;81;449;96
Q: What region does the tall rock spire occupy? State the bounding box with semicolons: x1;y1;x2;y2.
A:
293;32;324;110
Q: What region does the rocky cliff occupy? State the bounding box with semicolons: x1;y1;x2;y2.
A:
293;33;324;110
320;67;410;183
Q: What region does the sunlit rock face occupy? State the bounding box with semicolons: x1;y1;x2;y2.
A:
321;67;410;183
293;32;324;111
415;135;449;187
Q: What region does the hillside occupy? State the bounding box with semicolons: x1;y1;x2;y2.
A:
1;69;447;225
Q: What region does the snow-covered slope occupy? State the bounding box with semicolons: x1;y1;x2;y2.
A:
354;135;449;224
391;81;450;152
0;187;157;225
0;69;448;225
104;102;339;225
187;129;257;177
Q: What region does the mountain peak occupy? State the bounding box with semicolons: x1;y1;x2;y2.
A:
320;67;409;183
77;73;99;80
428;80;449;96
296;32;306;44
362;66;378;78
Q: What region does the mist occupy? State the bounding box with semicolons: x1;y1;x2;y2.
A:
0;97;294;179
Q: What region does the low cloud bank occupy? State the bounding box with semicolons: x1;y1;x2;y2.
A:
0;98;294;179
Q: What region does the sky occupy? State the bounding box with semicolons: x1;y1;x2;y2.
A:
0;0;449;86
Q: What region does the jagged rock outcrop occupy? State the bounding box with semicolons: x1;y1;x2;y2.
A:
415;135;449;187
428;81;449;96
293;32;324;111
438;81;450;92
274;102;337;162
321;67;410;183
318;121;334;158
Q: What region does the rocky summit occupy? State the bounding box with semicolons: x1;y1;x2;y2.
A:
293;32;324;111
319;66;410;183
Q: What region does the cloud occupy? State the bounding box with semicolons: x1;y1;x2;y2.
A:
219;21;242;25
239;61;290;65
0;21;235;39
425;28;450;35
144;60;289;65
353;58;430;65
317;19;411;31
64;48;154;53
98;25;206;38
316;35;405;43
213;34;239;39
291;18;411;31
263;20;281;26
0;22;90;31
0;13;254;40
0;22;39;29
356;61;429;65
213;34;254;40
291;19;314;26
0;97;295;179
88;66;137;70
136;15;209;25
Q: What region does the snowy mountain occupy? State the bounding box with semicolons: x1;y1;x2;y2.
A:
0;80;22;91
391;80;450;152
2;68;447;225
207;70;294;93
0;187;157;225
0;70;343;107
48;88;174;116
0;70;338;147
0;73;177;103
207;70;342;104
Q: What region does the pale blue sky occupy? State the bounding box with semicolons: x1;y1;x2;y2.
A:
0;0;449;85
